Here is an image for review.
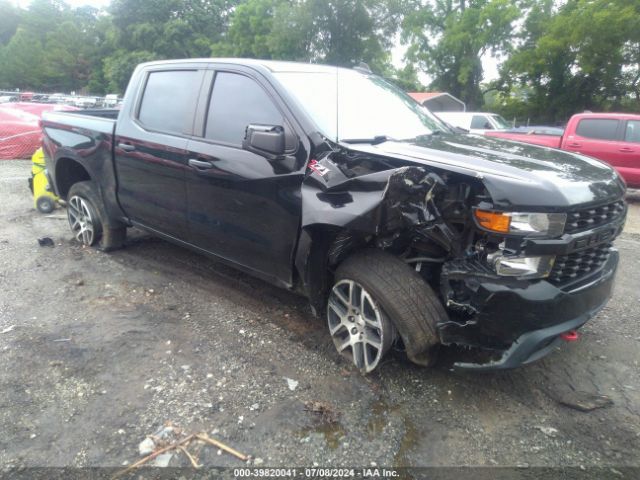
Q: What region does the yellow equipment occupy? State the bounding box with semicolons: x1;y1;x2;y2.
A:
29;148;58;214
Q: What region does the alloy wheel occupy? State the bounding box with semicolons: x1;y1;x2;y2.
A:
67;195;95;246
327;279;391;373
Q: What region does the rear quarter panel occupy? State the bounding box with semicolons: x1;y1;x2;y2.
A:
41;111;126;220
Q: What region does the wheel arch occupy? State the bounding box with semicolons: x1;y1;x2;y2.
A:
294;223;372;316
55;157;92;200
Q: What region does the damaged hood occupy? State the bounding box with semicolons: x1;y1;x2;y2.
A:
347;134;625;209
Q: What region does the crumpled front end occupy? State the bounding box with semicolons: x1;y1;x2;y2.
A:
298;146;626;369
439;250;619;369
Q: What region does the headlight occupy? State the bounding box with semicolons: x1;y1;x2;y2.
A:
490;253;556;278
474;209;566;237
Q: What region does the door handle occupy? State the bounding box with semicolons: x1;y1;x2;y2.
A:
567;142;582;148
117;143;135;152
619;147;634;152
188;158;214;169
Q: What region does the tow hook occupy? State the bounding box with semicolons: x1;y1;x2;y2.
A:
560;330;579;342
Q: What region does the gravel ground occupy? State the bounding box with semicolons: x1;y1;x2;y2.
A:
1;160;639;477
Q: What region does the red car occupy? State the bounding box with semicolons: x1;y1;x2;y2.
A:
485;113;640;188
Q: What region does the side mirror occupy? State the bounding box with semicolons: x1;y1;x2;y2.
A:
243;124;286;159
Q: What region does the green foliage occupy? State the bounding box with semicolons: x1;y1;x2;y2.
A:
0;28;45;89
103;50;159;93
20;0;70;43
386;63;425;92
211;0;281;58
496;0;640;123
0;1;21;45
213;0;401;73
43;20;95;91
0;0;638;121
109;0;235;58
403;0;521;109
0;0;99;91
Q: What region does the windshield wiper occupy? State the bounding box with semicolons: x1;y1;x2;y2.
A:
400;131;445;143
341;135;395;145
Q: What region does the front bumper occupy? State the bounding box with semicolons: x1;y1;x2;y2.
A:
438;249;619;370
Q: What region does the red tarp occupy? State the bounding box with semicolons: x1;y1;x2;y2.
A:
0;102;77;160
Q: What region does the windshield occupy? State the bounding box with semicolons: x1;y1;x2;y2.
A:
274;68;449;142
491;114;512;129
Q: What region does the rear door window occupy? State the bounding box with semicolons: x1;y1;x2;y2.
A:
471;115;492;129
138;70;201;135
575;119;620;141
205;72;283;146
624;120;640;143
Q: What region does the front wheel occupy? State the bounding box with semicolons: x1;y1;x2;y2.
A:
327;278;395;373
327;250;446;373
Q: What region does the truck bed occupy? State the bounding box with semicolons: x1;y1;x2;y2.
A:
484;130;562;148
41;109;119;136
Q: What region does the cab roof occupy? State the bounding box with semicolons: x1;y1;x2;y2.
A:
139;58;345;74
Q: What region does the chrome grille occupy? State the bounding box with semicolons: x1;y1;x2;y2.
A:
549;243;612;284
564;201;625;234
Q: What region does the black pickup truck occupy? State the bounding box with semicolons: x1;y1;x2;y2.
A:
42;59;627;372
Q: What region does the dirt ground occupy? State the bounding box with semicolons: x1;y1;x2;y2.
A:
1;159;639;477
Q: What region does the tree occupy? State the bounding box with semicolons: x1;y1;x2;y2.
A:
214;0;401;74
211;0;283;58
101;0;240;92
43;20;96;91
498;0;640;123
402;0;520;108
103;50;159;93
86;15;120;95
387;63;425;91
0;28;45;89
21;0;70;43
0;1;21;45
109;0;237;58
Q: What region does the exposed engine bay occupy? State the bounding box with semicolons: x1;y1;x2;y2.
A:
297;145;625;368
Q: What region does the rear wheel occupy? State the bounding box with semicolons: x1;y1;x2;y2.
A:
67;181;126;250
328;249;445;372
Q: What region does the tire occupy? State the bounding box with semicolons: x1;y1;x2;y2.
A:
67;181;126;251
329;249;446;371
36;196;55;214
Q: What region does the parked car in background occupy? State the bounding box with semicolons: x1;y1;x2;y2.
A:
0;95;19;103
504;125;566;136
485;113;640;188
104;94;120;108
48;93;66;104
436;111;513;133
74;96;98;108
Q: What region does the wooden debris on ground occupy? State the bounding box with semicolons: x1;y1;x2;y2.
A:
111;426;250;479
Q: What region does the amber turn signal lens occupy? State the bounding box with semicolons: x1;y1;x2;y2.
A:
474;209;511;233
